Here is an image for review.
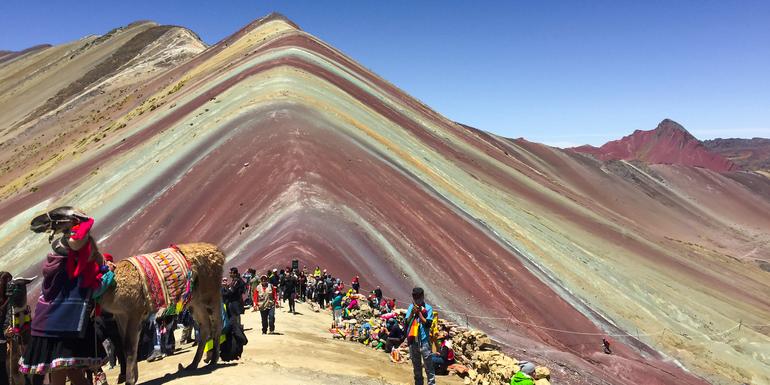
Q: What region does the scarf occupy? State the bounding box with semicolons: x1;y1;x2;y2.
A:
64;218;101;289
406;306;426;345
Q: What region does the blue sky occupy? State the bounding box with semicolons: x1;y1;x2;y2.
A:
2;1;768;146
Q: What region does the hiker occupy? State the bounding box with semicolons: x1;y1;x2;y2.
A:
306;274;316;303
243;268;256;307
146;312;165;362
179;308;196;344
602;337;612;354
331;291;344;327
256;275;276;334
94;254;126;383
352;276;360;293
223;267;246;327
510;361;536;385
297;271;305;302
284;271;298;314
325;275;335;303
374;286;382;304
431;338;455;375
20;212;107;385
277;269;286;305
405;287;435;385
1;271;12;385
384;318;404;353
315;278;327;310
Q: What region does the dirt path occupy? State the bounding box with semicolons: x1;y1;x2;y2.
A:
107;301;464;385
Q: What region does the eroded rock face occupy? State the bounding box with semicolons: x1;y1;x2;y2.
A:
571;119;738;172
703;137;770;172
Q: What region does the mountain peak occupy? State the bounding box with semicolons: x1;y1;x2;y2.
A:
571;120;737;172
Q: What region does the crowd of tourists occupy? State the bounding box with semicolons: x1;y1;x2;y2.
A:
1;207;542;385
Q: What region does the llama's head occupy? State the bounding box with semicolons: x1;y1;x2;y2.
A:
5;276;36;308
30;206;89;235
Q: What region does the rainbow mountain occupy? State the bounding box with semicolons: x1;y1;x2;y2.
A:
1;14;769;385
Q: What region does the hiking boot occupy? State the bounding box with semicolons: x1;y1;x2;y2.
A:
146;350;164;362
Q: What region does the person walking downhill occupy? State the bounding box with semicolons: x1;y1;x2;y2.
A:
284;272;298;314
255;275;276;334
405;287;435;385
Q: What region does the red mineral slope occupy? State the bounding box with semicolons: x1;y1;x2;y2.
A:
572;119;738;172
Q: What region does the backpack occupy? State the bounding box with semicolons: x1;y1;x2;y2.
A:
220;322;248;361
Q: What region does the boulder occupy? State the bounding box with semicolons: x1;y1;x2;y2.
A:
535;366;551;380
534;379;550;385
448;363;469;376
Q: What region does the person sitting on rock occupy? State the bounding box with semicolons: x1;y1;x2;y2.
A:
510;361;536;385
430;337;455;375
384;318;404;353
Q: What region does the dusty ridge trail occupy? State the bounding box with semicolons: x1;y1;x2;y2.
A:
112;302;464;385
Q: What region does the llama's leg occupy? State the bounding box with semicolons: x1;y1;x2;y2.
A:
185;305;210;370
208;299;222;366
122;316;141;385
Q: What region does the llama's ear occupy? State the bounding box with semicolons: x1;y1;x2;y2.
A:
15;275;38;285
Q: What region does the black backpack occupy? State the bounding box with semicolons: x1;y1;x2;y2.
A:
219;322;248;361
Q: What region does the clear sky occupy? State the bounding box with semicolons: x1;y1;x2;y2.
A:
2;0;769;146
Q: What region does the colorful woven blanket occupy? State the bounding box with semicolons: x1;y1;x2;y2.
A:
127;247;191;316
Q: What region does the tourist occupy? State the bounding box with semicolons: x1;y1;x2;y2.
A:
223;267;246;327
510;361;536;385
20;212;106;385
374;286;383;304
430;337;455;375
243;268;256;307
284;271;298;314
146;312;165;362
405;287;435;385
313;266;322;277
298;271;307;302
306;274;316;303
256;275;276;334
278;269;286;305
331;291;344;327
602;337;612;354
315;278;327;310
325;275;335;303
384;318;404;353
94;253;126;382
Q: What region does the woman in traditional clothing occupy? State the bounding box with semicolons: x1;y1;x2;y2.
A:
20;209;107;385
1;271;12;385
